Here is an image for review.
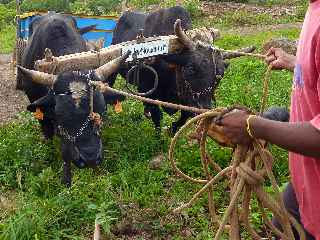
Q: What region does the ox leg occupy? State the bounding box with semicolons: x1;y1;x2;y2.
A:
145;104;162;134
61;142;72;187
170;111;192;134
63;159;72;187
40;118;55;139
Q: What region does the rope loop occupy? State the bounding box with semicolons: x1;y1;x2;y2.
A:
126;62;159;97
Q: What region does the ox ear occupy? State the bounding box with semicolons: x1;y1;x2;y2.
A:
27;93;55;113
78;24;97;35
103;91;125;105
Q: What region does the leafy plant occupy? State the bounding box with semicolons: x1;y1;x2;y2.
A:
20;0;71;13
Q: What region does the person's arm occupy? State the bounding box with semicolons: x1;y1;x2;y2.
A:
265;47;296;72
251;117;320;158
219;111;320;159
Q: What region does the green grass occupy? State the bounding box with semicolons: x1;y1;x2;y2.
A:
194;9;304;29
0;25;15;54
0;25;300;239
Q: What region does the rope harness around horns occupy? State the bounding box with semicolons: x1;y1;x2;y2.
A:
100;48;305;239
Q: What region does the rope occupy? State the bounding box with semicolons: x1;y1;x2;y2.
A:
260;65;273;114
101;48;301;238
219;49;266;59
168;108;306;239
104;86;209;114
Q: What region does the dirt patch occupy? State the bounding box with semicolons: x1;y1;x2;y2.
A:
0;54;28;126
0;191;17;220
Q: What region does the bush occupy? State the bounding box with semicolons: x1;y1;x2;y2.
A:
20;0;70;13
86;0;120;15
183;0;202;18
0;4;16;27
0;24;15;53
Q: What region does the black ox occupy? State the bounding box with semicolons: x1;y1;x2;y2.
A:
108;6;247;134
17;13;126;186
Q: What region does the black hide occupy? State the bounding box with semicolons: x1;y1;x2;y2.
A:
107;6;226;133
262;106;290;122
18;13;111;186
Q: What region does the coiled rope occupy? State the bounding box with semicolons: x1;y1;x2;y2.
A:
168;108;305;239
102;49;304;239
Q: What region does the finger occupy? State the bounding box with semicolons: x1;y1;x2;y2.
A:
270;60;283;70
265;47;275;56
265;55;276;65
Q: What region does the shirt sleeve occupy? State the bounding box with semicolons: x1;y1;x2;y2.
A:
311;116;320;131
312;28;320;131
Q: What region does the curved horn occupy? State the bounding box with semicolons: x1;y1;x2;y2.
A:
94;51;130;80
174;19;195;49
17;66;57;86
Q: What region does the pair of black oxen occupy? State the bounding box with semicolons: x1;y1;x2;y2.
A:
17;7;288;186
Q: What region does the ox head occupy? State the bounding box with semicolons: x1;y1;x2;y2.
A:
18;54;127;169
158;20;224;109
162;20;254;109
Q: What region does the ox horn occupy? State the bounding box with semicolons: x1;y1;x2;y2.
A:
94;51;130;80
174;19;195;50
222;46;256;60
17;66;57;86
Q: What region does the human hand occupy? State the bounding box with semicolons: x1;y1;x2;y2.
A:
265;47;296;71
217;109;253;146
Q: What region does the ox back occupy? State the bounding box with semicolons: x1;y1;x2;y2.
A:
108;6;209;134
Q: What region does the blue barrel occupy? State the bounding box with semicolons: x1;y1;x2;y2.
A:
18;12;118;47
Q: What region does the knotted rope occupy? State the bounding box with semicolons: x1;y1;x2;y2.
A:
168;108;305;239
100;48;301;239
166;50;304;239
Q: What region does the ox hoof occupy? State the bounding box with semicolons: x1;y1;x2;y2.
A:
149;153;166;170
63;179;72;188
144;109;152;119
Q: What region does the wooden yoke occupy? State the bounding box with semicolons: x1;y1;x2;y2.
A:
35;27;220;74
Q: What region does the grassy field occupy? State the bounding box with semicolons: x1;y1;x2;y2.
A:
0;28;299;239
0;0;304;239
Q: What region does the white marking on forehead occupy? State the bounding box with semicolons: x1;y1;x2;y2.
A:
69;81;87;108
69;81;87;97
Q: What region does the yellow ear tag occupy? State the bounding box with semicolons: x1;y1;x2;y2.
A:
34;107;44;120
114;101;123;113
